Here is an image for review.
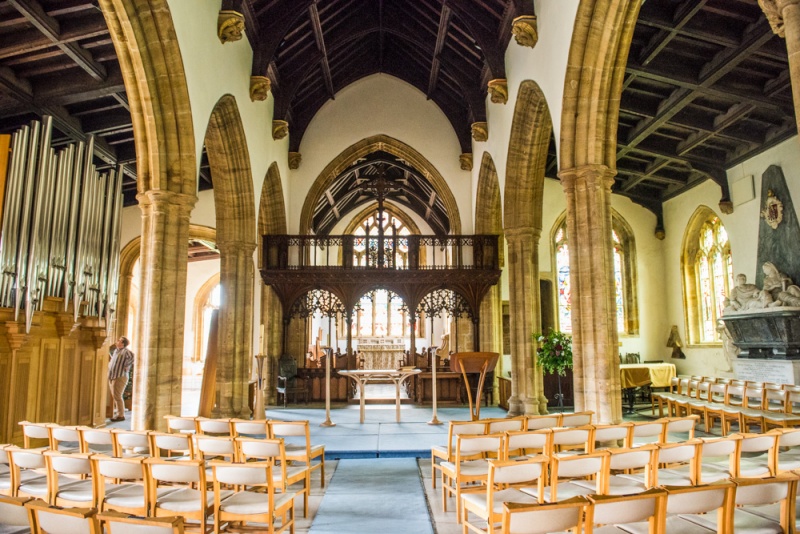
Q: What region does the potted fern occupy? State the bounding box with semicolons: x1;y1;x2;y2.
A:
533;329;573;411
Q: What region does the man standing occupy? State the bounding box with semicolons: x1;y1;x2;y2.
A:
108;336;134;422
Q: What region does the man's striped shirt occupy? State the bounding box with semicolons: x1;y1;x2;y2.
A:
109;347;134;380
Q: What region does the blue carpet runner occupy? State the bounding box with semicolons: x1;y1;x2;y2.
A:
309;458;433;534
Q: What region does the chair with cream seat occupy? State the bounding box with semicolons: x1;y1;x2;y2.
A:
163;416;196;435
98;512;184;534
0;446;37;497
111;430;151;458
616;481;734;534
763;390;800;430
625;440;700;488
229;419;269;438
6;448;51;500
662;415;698;443
431;420;486;489
572;445;657;496
701;382;728;432
680;475;798;533
718;383;747;435
550;426;594;456
684;435;740;484
652;376;680;417
91;455;166;516
461;456;548;534
736;432;778;478
25;500;101;534
192;436;236;466
592;424;632;451
18;423;52;451
583;488;666;534
236;437;310;517
268;421;325;488
148;432;193;460
501;497;587;534
78;428;113;455
48;426;82;453
440;433;504;518
771;428;800;473
739;385;768;433
560;412;593;428
537;451;606;502
671;379;701;418
194;418;231;437
210;461;294;534
685;381;712;421
144;458;223;534
486;417;525;434
0;495;32;534
524;414;561;431
43;451;95;507
629;420;666;447
503;430;551;460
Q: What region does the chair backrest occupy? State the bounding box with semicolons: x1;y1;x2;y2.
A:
662;416;697;442
549;452;606;500
668;376;679;392
277;357;298;384
653;442;699;485
743;385;766;410
163;416;196;434
229;419;269;438
455;434;504;462
765;388;788;413
677;378;690;395
98;512;184;534
630;421;666;446
91;455;145;482
560;412;593;427
49;426;81;451
149;432;193;459
662;481;734;517
592;424;632;450
111;430;150;458
269;420;309;438
695;381;712;401
27;500;101;533
78;427;113;454
145;458;204;486
709;382;727;403
732;475;797;507
45;451;92;477
502;497;586;534
551;426;593;454
19;422;51;449
604;446;657;492
192;436;236;462
776;428;800;448
235;437;285;462
210;460;272;487
525;415;560;431
504;430;551;459
488;457;549;503
725;384;745;406
7;447;46;471
486;417;525;434
195;418;231;436
0;495;32;528
585;488;666;530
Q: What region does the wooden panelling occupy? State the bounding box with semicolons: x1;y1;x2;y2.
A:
78;350;96;425
0;353;10;440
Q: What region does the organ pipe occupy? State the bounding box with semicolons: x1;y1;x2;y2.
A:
0;118;126;333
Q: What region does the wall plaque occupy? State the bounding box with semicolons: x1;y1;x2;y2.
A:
733;359;795;385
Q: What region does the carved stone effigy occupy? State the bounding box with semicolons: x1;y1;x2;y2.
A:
722;261;800;359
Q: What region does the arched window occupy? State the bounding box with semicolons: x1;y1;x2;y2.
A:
193;274;221;361
552;212;638;335
353;212;411;268
682;208;733;343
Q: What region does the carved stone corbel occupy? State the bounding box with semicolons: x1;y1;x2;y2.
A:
759;0;786;37
272;120;289;140
217;10;245;44
288;152;302;169
512;15;538;48
4;321;28;351
471;122;488;142
459;153;473;171
487;79;508;104
249;76;271;101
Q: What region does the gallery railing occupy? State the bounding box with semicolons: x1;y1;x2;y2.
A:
262;234;499;271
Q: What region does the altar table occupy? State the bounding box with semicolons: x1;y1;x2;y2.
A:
619;363;677;388
338;369;422;423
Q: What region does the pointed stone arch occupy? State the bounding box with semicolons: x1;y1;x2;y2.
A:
100;0;199;430
299;135;462;235
503;81;553;416
203;94;257;417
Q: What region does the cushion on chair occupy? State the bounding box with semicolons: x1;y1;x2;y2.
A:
55;479;95;503
218;490;294;515
540;482;594;502
156;487;225;512
681;508;783;533
618;516;716;534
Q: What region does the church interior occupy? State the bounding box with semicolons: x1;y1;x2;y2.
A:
3;0;800;532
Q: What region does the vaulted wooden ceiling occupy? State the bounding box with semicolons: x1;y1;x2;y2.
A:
0;0;794;221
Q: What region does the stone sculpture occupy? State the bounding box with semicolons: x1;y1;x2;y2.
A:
723;262;800;313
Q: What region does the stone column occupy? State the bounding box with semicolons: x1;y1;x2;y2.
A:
133;190;196;431
479;283;503;405
262;285;283;404
214;240;256;417
559;165;622;425
760;0;800;137
504;227;545;416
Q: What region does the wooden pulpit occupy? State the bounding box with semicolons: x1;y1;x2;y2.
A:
450;352;499;420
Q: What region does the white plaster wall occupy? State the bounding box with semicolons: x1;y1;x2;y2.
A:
292;74;470;233
183;259;221;360
662;136;800;378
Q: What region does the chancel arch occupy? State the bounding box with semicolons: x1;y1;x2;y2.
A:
503;80;553;417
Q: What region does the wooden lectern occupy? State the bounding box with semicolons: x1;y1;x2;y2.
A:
449;352;499;420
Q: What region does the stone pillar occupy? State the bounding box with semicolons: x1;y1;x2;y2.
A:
214;240;256;417
479;284;503;404
559;165;622;425
760;0;800;137
133;190;196;431
504;227;545;416
262;286;283;404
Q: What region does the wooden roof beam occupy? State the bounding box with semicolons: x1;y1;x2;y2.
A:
446;0;505;78
309;2;335;99
639;0;708;66
7;0;106;81
427;5;451;97
251;0;314;75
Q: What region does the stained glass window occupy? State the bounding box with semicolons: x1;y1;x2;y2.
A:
693;216;733;342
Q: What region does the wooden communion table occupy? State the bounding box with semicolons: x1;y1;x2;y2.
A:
338;369;422;423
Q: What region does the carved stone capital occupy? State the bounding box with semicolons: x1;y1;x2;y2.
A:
471;122;488;142
512;15;538;48
288;152;302;169
272;120;289;140
459;153;473;171
558;164;616;192
218;10;245;43
759;0;800;37
487;79;508;104
719;198;734;215
249;76;271;101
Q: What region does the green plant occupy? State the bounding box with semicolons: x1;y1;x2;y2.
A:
533;329;573;376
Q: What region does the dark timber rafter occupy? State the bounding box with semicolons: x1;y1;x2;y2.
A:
309;2;335;99
427;5;451;97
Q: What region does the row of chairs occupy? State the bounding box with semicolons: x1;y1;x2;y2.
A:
490;475;798;534
654;377;800;434
18;418;325;489
1;450;296;533
0;496;186;534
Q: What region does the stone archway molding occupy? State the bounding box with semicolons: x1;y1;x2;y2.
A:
299;135;462;235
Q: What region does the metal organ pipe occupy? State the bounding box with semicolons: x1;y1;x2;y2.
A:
0;119;126;333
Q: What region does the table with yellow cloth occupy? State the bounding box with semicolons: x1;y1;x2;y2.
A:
619;363;677;412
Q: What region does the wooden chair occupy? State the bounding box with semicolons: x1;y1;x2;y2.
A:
550;426;594;456
90;455;157;516
524;414;561;431
687;435;741;484
276;356;308;407
25;500;101;534
194;418;231;437
736;432;777;478
0;495;32;534
148;432;193;460
771;428;800;473
440;433;504;519
47;426;81;453
98;512;184;534
461;456;548;534
268;421;325;488
163;416;196;435
5;448;49;500
110;430;150;458
229;419;269;438
431;420;486;488
640;440;700;487
560;412;593;428
573;445;657;496
43;451;94;507
739;384;767;433
661;415;698;443
623;482;734;534
77;427;114;455
629;420;666;447
18;423;51;451
538;451;606;502
501;497;586;534
210;461;294;534
583;488;666;534
592;423;632;451
503;430;551;460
